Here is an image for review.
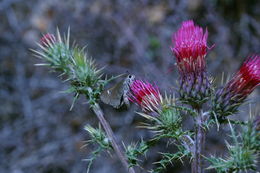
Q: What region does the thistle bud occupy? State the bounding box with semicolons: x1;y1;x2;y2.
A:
213;55;260;119
129;80;163;114
41;33;56;47
37;32;70;72
171;20;211;108
34;30;105;106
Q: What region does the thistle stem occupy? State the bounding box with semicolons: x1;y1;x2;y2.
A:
192;109;205;173
92;103;135;173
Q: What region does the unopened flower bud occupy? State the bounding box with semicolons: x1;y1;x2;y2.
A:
41;33;56;47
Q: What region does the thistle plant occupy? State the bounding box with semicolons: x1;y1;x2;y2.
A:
32;30;135;173
171;20;211;108
32;20;260;173
127;80;193;172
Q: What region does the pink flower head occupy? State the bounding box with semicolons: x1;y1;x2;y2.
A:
225;55;260;98
129;80;162;113
41;33;56;47
214;55;260;118
171;20;208;74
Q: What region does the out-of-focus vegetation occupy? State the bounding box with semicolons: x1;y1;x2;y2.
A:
0;0;259;172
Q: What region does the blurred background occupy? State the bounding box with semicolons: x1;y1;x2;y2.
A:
0;0;259;172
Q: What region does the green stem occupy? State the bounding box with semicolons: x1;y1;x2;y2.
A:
192;109;205;173
92;103;135;173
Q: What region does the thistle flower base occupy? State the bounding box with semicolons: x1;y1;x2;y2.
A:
179;71;211;108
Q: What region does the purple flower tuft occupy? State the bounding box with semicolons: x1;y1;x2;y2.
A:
129;80;162;113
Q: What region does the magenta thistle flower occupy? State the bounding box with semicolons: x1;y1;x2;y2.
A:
129;80;163;113
214;55;260;118
171;20;211;108
41;33;56;47
171;20;208;74
226;55;260;96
